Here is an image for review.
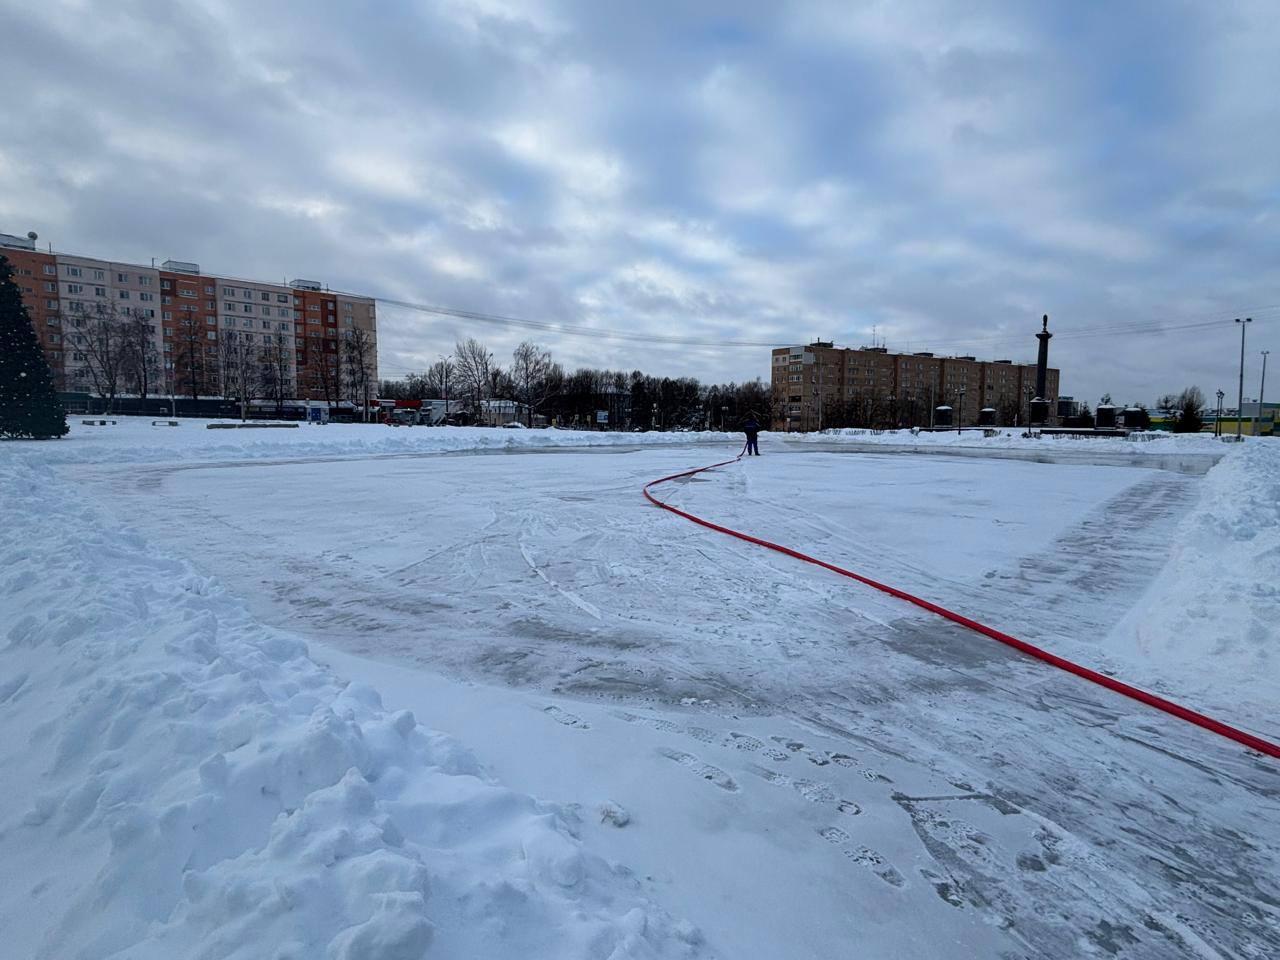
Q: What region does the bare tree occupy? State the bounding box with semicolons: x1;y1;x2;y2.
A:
342;327;376;422
120;309;160;403
259;333;293;414
510;341;559;427
453;337;493;422
430;357;454;419
174;316;215;402
220;330;260;421
67;302;130;414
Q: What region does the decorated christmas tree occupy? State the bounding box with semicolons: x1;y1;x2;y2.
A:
0;253;69;439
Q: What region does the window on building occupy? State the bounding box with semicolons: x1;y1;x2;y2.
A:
139;292;154;301
43;265;56;276
163;312;172;320
94;286;106;297
242;318;253;328
222;286;235;296
139;276;152;286
260;291;269;301
242;303;253;313
242;289;253;298
67;283;83;294
43;281;56;292
207;331;217;340
118;290;131;300
65;266;82;277
49;334;60;344
277;294;289;303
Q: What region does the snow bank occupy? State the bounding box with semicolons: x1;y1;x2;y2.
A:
1104;440;1280;735
0;456;707;958
801;426;1231;454
21;418;743;467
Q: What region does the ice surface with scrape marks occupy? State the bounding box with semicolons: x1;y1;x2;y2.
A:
0;453;708;960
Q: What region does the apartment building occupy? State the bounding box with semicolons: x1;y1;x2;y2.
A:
1;235;64;389
771;340;1060;430
1;232;377;406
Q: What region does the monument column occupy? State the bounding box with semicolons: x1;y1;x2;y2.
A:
1030;314;1052;425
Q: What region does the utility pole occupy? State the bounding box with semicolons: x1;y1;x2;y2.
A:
1259;350;1270;437
1235;318;1252;440
957;387;965;434
1215;389;1224;437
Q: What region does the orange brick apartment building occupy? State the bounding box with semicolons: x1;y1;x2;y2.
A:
771;340;1060;430
1;230;377;407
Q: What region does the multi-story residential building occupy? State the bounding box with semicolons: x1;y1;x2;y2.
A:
0;233;64;390
1;232;377;407
771;339;1060;430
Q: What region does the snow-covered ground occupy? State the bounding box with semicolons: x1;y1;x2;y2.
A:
3;418;1277;959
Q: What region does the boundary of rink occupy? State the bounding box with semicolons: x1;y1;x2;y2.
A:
642;445;1279;761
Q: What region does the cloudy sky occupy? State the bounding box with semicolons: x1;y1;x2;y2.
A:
2;0;1277;405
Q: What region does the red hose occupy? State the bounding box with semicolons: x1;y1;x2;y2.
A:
644;445;1280;760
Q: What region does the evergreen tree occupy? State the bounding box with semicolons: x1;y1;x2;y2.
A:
0;254;68;439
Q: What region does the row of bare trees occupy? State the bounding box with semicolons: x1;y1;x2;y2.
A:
64;301;376;418
379;338;769;429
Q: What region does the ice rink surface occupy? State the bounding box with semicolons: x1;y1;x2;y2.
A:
69;429;1279;960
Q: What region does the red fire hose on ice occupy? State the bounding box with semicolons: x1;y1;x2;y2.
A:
644;443;1280;760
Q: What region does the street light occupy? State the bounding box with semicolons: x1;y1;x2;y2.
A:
957;386;966;434
1215;389;1225;437
1258;350;1270;437
1235;318;1252;439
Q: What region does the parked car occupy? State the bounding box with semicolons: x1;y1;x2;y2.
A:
501;421;527;429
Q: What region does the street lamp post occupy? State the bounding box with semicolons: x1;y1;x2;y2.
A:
1235;318;1252;439
957;387;966;434
1215;389;1225;437
1258;350;1270;437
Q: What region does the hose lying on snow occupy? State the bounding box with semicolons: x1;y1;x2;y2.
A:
642;445;1280;761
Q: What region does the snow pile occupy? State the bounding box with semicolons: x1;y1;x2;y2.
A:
803;426;1229;453
0;456;706;959
33;418;744;468
1105;440;1280;735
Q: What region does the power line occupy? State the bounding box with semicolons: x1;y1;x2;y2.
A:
360;291;1274;363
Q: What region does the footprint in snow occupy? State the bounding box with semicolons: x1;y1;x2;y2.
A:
745;764;861;814
658;748;739;792
543;706;590;729
816;827;907;888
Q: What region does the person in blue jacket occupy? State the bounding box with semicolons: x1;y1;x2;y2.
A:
742;415;760;456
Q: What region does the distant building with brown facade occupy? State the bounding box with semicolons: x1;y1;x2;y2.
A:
1;231;377;407
771;339;1060;430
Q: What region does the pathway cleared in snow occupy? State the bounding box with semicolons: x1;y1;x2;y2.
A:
73;437;1280;959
